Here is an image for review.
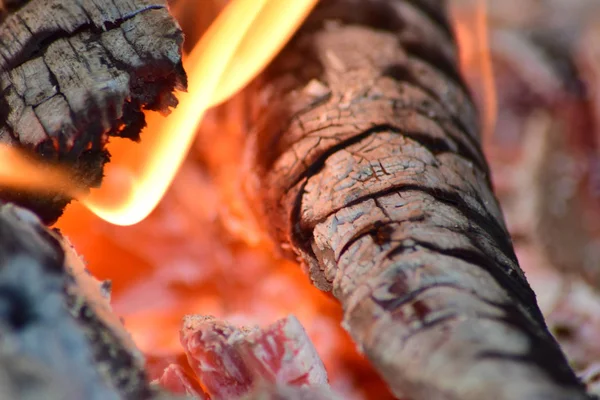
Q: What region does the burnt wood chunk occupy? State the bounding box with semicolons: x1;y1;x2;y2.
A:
0;203;153;399
0;0;186;222
243;0;591;398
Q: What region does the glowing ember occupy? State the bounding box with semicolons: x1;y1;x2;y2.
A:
0;0;316;226
84;0;318;226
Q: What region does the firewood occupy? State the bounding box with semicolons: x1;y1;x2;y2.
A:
0;201;338;399
0;0;186;223
242;0;592;398
0;202;182;399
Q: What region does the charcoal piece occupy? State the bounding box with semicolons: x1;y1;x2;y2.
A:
0;0;186;222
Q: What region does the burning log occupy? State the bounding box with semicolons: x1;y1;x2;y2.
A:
0;202;172;399
242;0;592;398
0;0;186;223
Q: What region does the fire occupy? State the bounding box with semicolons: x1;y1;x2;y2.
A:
0;146;82;195
0;0;316;226
52;2;500;399
452;0;497;141
84;0;318;226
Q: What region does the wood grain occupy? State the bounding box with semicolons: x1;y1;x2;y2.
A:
243;0;591;398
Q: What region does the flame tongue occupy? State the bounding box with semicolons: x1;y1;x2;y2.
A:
453;0;497;141
83;0;319;226
0;147;81;195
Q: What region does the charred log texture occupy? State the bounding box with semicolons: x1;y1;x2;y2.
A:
0;202;184;400
243;0;591;398
0;0;186;223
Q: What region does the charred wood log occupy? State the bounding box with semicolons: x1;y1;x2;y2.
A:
0;0;186;223
0;202;182;399
242;0;592;398
158;364;209;399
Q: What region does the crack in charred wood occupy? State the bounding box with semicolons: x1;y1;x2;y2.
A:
386;240;542;322
403;0;453;37
401;40;470;102
295;176;515;265
0;0;185;222
286;122;488;198
243;0;592;398
381;61;483;158
337;218;519;294
0;4;167;72
392;103;487;171
288;124;409;191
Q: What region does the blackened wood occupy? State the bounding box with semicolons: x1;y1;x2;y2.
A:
0;202;181;399
0;0;186;222
243;0;591;398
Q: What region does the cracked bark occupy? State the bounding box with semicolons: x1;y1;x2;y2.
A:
0;0;186;223
243;0;591;398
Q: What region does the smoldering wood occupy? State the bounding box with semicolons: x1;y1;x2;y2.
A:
157;364;209;399
0;204;338;400
0;0;186;223
242;0;592;398
180;314;331;400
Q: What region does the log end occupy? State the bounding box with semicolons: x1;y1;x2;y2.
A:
0;0;187;223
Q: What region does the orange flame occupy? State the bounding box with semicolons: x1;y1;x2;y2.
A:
453;0;497;141
0;146;82;196
82;0;318;225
